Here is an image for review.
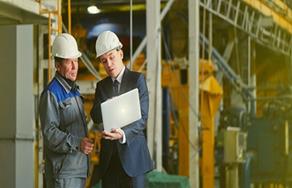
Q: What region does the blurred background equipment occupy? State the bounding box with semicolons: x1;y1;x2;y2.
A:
3;0;292;187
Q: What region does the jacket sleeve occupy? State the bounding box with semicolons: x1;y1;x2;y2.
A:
90;82;103;126
39;91;82;153
123;74;149;145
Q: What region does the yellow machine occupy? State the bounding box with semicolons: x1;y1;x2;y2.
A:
199;59;223;188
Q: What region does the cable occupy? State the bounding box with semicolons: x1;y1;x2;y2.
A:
129;0;133;70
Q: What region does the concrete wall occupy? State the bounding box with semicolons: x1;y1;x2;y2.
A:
0;25;34;188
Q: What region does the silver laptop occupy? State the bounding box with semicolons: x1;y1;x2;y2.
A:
101;88;142;131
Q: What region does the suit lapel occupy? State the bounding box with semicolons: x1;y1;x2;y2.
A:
120;68;131;94
104;77;115;98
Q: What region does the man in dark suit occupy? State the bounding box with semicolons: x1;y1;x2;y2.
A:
90;31;153;188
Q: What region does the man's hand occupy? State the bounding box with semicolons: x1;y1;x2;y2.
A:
80;137;94;155
103;128;124;141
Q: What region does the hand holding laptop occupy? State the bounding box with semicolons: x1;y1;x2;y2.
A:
102;128;124;141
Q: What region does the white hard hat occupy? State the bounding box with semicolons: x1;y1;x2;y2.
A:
95;31;123;58
52;33;82;59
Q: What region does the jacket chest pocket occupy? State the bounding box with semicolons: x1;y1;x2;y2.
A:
59;98;77;128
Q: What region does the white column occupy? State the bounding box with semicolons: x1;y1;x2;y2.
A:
0;25;34;188
146;0;162;171
188;0;200;187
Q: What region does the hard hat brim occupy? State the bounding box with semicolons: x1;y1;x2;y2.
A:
54;51;82;59
95;45;122;58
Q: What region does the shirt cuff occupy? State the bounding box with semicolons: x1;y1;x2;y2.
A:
119;129;126;144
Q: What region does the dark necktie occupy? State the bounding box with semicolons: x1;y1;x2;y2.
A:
113;80;119;96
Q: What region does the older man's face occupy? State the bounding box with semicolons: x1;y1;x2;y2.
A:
56;58;79;81
100;49;124;78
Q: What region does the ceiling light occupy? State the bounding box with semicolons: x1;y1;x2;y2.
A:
87;5;100;14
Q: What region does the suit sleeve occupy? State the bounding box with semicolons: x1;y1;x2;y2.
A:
90;82;103;127
39;91;82;153
123;74;149;145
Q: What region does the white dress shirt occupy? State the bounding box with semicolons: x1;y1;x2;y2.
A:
111;66;126;144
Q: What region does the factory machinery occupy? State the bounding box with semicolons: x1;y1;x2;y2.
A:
156;0;292;188
199;0;292;186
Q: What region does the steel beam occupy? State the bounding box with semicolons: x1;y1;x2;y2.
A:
200;0;292;56
146;0;162;171
189;0;200;187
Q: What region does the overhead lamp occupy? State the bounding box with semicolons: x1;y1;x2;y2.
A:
87;5;100;14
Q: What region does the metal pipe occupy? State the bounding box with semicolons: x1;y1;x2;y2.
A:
68;0;71;34
247;36;251;113
129;0;133;69
48;12;52;81
38;0;41;14
129;0;175;69
241;152;254;188
58;0;62;33
208;6;213;60
189;0;200;187
146;0;162;171
202;8;206;59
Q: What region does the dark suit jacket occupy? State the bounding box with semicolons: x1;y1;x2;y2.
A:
90;68;153;178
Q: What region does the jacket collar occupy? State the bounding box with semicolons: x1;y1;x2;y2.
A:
104;67;130;97
111;66;125;84
55;72;73;93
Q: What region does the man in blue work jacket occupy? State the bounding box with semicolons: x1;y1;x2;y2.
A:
39;33;94;188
